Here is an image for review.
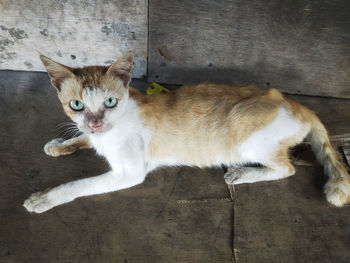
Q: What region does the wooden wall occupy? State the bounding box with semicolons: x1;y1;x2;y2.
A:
148;0;350;98
1;0;350;98
0;0;147;78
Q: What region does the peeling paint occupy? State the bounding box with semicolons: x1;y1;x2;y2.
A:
0;52;17;60
40;29;48;36
101;22;135;40
111;22;128;38
24;61;33;69
57;51;63;57
104;60;114;64
0;39;15;52
0;25;28;39
101;25;113;36
8;28;28;39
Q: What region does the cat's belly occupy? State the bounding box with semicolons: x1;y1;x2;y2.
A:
148;143;242;168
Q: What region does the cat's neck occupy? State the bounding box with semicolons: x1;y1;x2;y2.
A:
129;87;147;103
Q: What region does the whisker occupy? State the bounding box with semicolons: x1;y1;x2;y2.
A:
55;121;76;129
72;130;83;138
65;127;79;136
54;121;79;138
57;126;80;139
56;127;74;137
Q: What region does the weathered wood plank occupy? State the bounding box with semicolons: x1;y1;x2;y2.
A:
234;167;350;263
0;0;147;77
149;0;350;98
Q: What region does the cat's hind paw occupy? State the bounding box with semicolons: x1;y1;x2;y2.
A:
224;168;243;184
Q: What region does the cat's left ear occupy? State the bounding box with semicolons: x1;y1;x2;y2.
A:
106;51;134;87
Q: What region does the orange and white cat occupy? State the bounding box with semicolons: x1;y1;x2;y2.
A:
24;52;350;213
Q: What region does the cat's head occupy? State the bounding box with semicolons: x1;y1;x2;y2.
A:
40;52;134;135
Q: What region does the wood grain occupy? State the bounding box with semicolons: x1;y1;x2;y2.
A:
148;0;350;98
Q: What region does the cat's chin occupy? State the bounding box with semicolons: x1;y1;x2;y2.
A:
78;127;103;135
85;125;113;136
90;130;104;135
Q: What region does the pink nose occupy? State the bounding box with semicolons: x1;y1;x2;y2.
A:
89;121;103;129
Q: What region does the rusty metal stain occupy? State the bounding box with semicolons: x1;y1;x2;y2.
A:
158;45;174;61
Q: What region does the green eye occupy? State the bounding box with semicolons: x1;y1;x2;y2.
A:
69;100;84;111
104;97;117;108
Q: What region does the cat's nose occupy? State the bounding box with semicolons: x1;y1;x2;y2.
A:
88;121;103;130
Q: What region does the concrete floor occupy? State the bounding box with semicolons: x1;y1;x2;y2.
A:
0;70;349;262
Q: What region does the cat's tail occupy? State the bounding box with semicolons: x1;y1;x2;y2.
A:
307;112;350;207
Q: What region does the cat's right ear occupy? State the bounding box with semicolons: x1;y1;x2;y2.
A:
40;55;75;92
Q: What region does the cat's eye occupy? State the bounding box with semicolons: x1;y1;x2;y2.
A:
104;97;117;108
69;100;84;111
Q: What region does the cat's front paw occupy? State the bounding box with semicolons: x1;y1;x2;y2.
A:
44;138;65;157
23;190;55;213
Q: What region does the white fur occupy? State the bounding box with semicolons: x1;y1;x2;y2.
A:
82;88;116;113
223;108;304;184
24;97;151;213
236;108;302;165
89;98;151;174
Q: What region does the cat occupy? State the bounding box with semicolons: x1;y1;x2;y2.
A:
23;51;350;213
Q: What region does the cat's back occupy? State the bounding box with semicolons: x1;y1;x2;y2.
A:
130;83;286;167
162;83;266;103
131;83;283;120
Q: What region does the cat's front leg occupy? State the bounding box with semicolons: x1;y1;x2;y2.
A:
23;170;146;213
44;134;91;157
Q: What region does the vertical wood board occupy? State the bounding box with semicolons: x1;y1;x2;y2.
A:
148;0;350;98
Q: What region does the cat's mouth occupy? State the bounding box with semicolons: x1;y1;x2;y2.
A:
90;127;103;134
88;123;104;134
85;122;114;135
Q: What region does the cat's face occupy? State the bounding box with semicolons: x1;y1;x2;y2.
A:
40;52;134;135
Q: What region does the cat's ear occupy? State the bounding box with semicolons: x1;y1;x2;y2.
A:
40;55;75;92
106;51;134;87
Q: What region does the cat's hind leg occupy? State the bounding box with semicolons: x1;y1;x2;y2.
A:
224;159;295;185
44;134;91;157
